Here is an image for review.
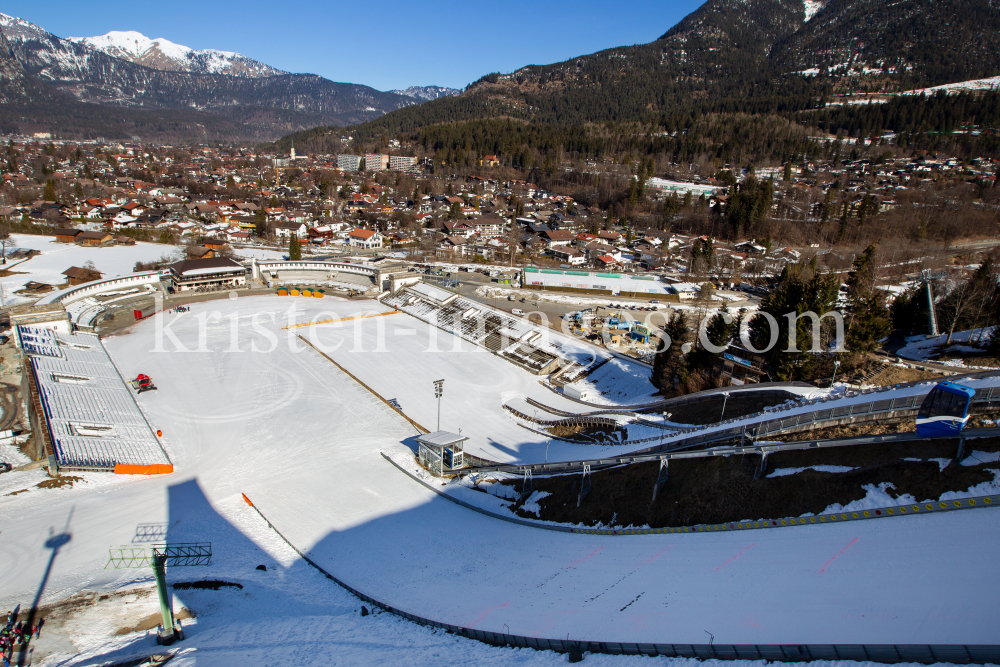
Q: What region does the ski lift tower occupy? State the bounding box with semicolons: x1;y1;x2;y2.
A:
920;269;941;337
107;543;212;645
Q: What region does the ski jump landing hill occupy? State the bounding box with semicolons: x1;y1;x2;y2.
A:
3;291;1000;664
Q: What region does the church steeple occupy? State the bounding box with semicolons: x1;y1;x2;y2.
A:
290;142;297;161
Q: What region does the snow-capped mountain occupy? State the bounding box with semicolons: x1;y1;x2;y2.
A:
70;30;286;78
0;12;419;141
389;85;461;101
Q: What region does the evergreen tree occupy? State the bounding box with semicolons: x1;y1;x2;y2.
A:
43;180;56;202
651;311;689;393
751;265;840;380
704;303;736;350
726;176;772;238
254;208;267;237
289;232;302;261
845;244;891;355
663;194;681;219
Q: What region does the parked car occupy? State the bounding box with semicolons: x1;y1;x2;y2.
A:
0;462;12;474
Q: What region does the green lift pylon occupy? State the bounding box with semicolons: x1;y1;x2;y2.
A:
107;543;212;645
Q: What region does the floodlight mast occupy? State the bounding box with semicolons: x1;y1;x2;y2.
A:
152;553;173;638
107;542;212;645
433;379;444;431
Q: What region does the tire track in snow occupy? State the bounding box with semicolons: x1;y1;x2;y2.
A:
585;547;675;604
535;546;605;589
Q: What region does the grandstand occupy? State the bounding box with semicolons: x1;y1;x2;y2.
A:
383;282;613;378
18;326;172;474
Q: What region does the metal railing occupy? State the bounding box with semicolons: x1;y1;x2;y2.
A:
464;386;1000;477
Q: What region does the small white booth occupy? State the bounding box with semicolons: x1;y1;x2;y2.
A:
415;431;467;475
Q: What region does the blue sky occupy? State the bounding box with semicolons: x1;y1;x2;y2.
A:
1;0;704;91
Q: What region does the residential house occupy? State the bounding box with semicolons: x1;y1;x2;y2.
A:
75;231;115;247
120;202;147;217
186;245;217;259
595;255;619;269
198;237;229;250
551;247;587;265
274;222;308;239
465;216;506;238
596;230;622;244
348;228;383;249
62;266;103;286
307;225;336;242
541;229;575;248
439;235;470;255
52;228;83;244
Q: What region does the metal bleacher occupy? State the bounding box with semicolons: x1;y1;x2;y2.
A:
20;326;172;471
385;285;579;375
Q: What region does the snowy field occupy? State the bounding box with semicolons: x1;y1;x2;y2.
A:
902;75;1000;96
1;234;181;305
565;357;662;406
231;246;291;261
896;328;995;363
1;295;999;665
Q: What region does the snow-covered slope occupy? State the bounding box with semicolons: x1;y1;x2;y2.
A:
70;30;285;78
901;75;1000;96
2;296;999;665
802;0;828;22
389;85;461;101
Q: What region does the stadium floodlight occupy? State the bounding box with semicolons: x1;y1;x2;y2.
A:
433;379;444;431
107;542;212;645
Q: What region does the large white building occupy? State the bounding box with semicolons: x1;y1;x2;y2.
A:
365;154;389;172
338;154;362;171
521;267;675;296
167;258;248;292
389;155;417;171
644;177;722;198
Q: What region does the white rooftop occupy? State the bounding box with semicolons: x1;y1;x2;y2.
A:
415;430;468;447
406;281;458;305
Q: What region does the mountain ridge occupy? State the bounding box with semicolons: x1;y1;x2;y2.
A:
322;0;1000;143
0;13;423;140
68;29;286;78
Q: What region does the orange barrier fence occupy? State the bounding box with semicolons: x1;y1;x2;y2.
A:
114;464;174;475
